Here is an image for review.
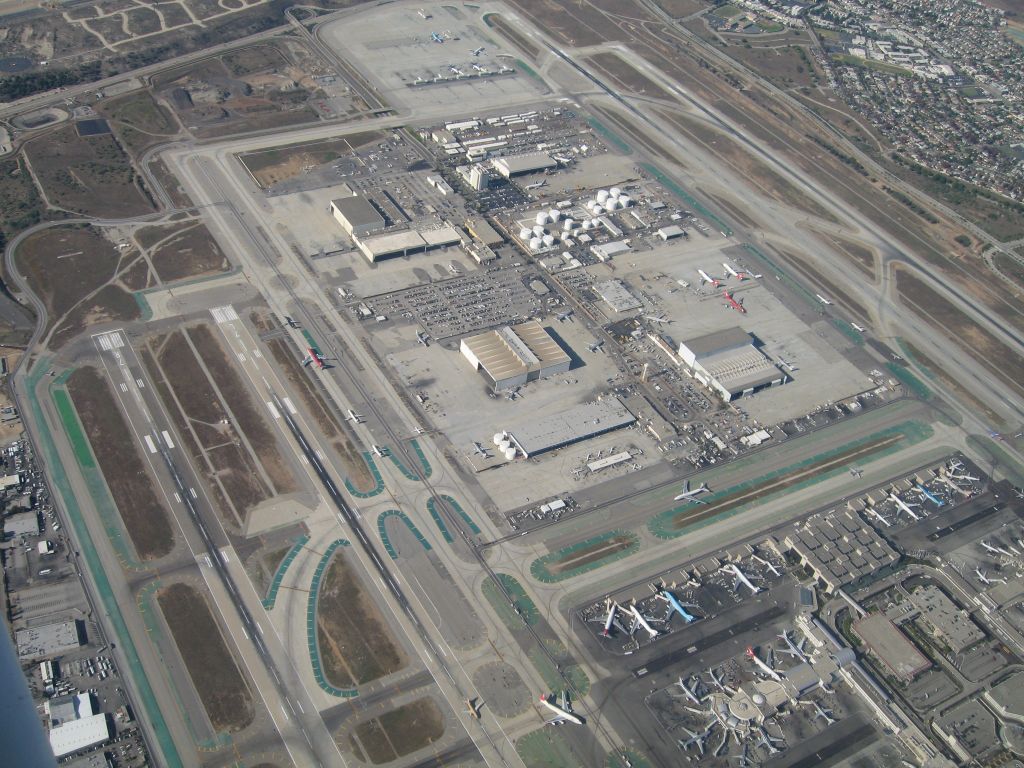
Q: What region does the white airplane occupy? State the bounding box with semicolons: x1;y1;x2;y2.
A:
539;693;583;725
721;563;761;595
345;409;363;423
851;323;866;332
777;630;808;662
982;541;1013;558
629;604;659;639
416;331;430;346
698;269;720;288
706;666;736;695
722;262;750;280
449;65;464;76
756;727;783;754
815;294;832;306
751;553;780;577
975;568;1006;586
678;724;712;756
645;314;671;324
472;442;489;458
812;702;835;725
556;310;573;322
471;46;485;55
587;340;604;353
677;278;691;288
524;179;547;190
746;646;783;682
596;600;617;638
674;676;704;705
849;467;863;478
674;480;710;503
864;506;892;528
371;445;388;458
888;492;921;521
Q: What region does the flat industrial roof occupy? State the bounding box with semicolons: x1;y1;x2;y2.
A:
466;217;503;245
505;396;636;456
49;713;111;758
331;195;384;227
359;230;425;254
421;225;462;246
700;348;782;394
462;320;570;381
16;620;83;659
493;152;557;176
852;614;930;681
595;278;641;312
681;326;753;359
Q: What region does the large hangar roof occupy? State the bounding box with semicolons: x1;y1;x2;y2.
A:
681;326;753;359
505;396;635;457
462;320;569;381
331;195;384;228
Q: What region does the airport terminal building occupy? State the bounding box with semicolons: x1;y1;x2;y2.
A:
677;326;786;402
460;320;571;391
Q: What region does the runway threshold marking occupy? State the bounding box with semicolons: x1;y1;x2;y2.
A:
283;397;298;415
143;435;157;454
267;401;281;419
161;430;175;449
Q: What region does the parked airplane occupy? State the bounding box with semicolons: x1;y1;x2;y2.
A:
588;341;604;353
706;666;735;695
629;604;659;639
916;484;945;507
657;588;698;623
888;492;922;521
982;540;1013;558
539;693;583;725
524;179;547;190
645;314;671;324
472;441;490;458
722;262;748;280
975;568;1006;586
745;646;783;682
777;630;809;663
371;445;388;458
345;409;363;423
471;46;485;55
756;727;783;754
750;552;780;577
811;702;835;725
600;600;617;637
431;31;445;42
556;310;574;322
674;480;710;502
815;294;833;306
722;291;746;314
674;676;704;705
449;65;464;76
678;724;712;756
698;269;720;288
416;331;430;346
301;347;334;369
864;506;892;528
721;563;761;595
851;323;866;332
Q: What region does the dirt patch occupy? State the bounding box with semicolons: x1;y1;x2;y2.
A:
157;582;254;733
23;123;153;217
147;156;193;209
589;51;674;101
316;549;406;688
895;268;1024;398
901;341;1005;428
484;13;542;58
724;43;823;90
549;535;635;574
98;90;178;157
237;131;383;189
188;324;296;494
349;697;444;764
652;0;708;17
221;44;289;77
67;366;174;560
774;246;868;318
252;312;375;492
50;284;140;350
119;256;155;291
589;104;674;162
149;222;229;282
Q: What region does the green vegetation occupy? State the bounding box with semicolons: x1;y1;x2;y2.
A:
713;3;743;19
516;728;586;768
481;573;539;629
954;234;972;247
882;185;940;224
832;54;914;76
806;133;868;176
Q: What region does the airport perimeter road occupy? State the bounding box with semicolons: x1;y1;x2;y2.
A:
89;329;341;768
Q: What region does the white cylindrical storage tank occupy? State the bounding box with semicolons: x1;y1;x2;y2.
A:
503;446;517;460
493;432;505;445
619;195;632;207
591;217;601;227
592;205;604;215
609;186;622;198
606;199;620;210
563;218;574;231
586;200;598;211
529;237;542;251
535;211;549;226
542;234;555;247
596;189;610;204
582;219;594;230
548;208;560;222
518;227;532;240
499;438;511;451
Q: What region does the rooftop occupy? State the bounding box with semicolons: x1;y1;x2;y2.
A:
16;619;84;659
492;152;557;176
681;326;753;359
331;195;385;227
461;320;570;381
49;713;111;758
595;278;641;312
505;396;635;457
852;614;930;682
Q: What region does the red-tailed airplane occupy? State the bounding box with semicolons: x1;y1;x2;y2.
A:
723;291;746;314
698;269;720;288
301;347;335;369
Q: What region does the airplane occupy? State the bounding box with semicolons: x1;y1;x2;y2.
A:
722;262;748;280
281;315;299;328
678;724;712;756
645;314;671;324
851;323;867;332
811;702;835;725
864;506;892;528
698;269;720;288
777;630;809;663
849;467;863;478
465;698;482;719
674;480;710;502
539;693;583;725
721;563;761;595
916;484;945;507
416;331;430;347
722;291;746;314
657;588;698;623
706;666;736;695
588;341;604;353
472;442;490;458
975;568;1006;586
815;294;833;306
471;46;485;55
345;409;363;423
981;541;1013;558
556;310;574;322
471;62;487;73
756;726;783;754
371;445;388;458
449;65;464;76
629;603;659;639
524;179;547;190
674;676;704;705
745;646;783;682
600;600;617;638
888;492;921;521
431;31;445;43
301;347;335;369
750;553;780;577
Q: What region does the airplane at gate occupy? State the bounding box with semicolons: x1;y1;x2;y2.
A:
746;646;783;682
721;563;761;595
657;588;697;623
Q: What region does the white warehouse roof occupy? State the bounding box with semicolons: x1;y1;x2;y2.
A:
492;152;558;177
49;713;111;758
504;397;636;457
